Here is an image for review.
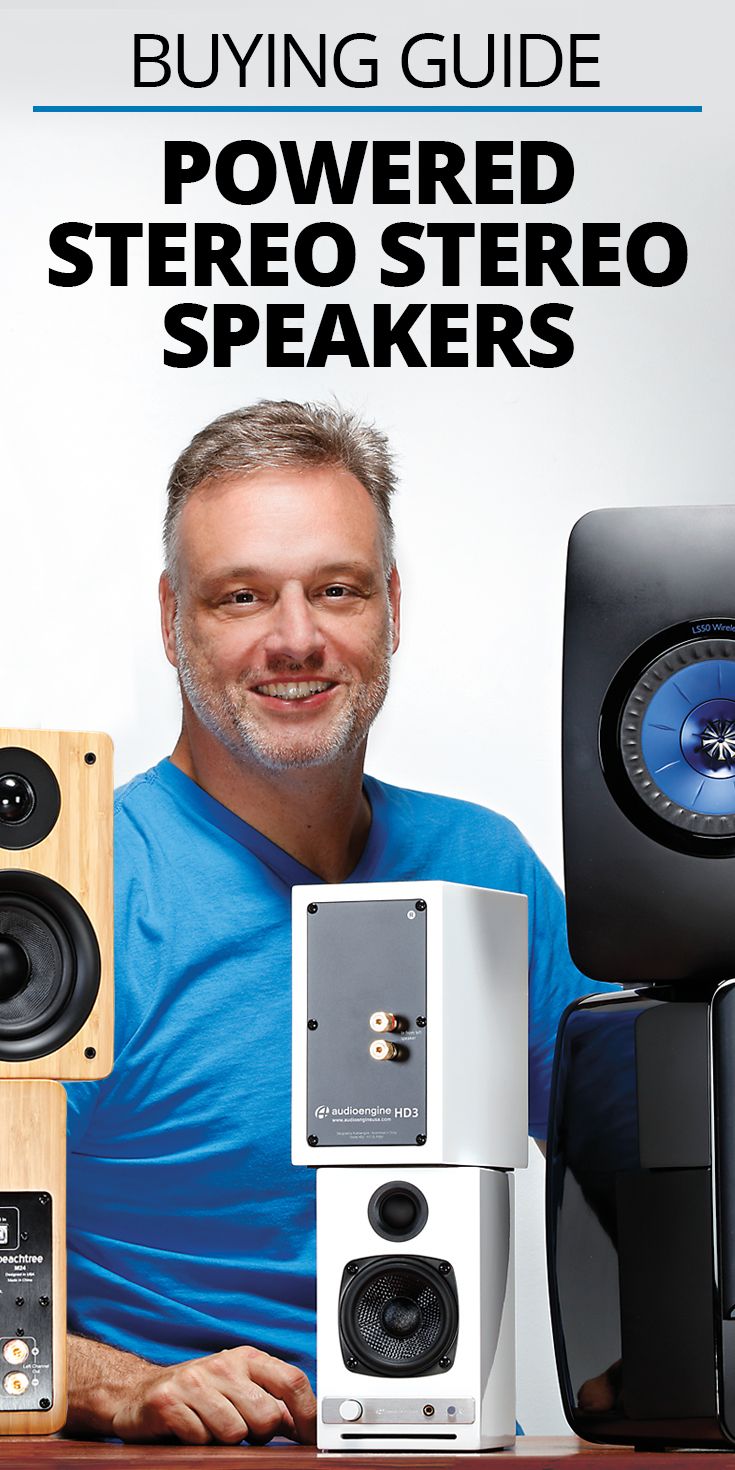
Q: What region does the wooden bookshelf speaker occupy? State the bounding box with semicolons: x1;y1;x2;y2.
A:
0;729;113;1080
0;729;113;1434
0;1081;67;1433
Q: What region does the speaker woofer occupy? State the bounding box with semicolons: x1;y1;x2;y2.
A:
339;1255;458;1377
0;871;101;1061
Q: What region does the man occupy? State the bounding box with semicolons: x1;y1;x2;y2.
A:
65;399;607;1445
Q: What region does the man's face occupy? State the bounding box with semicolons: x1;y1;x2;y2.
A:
160;465;400;772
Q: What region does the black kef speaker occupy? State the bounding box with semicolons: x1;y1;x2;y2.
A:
547;980;735;1448
549;506;735;1449
563;506;735;984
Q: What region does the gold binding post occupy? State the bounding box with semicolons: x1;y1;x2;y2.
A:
369;1011;398;1033
369;1038;400;1062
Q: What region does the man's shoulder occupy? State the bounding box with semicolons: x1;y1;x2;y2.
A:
369;774;524;836
113;760;183;877
114;763;165;817
366;775;536;876
114;761;171;841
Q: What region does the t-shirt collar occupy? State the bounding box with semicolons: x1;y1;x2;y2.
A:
155;757;389;888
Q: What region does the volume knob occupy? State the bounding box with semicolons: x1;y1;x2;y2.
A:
339;1399;363;1422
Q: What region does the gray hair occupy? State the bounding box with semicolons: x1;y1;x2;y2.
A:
164;399;397;588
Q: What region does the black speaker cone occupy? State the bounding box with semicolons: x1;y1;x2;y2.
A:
0;871;100;1060
368;1181;429;1241
0;936;31;1002
339;1255;458;1377
381;1296;422;1337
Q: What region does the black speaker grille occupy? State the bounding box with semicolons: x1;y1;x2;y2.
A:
355;1268;445;1362
339;1255;459;1377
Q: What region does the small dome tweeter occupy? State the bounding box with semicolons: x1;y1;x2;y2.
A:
368;1180;429;1242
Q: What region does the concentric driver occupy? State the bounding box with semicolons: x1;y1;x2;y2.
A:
339;1255;458;1377
0;871;101;1060
601;621;735;855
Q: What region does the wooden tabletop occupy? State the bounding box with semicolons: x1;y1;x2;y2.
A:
0;1438;731;1467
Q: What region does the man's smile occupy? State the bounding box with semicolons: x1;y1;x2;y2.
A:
252;679;338;704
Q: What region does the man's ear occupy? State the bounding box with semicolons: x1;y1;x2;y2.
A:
159;572;179;669
388;565;401;654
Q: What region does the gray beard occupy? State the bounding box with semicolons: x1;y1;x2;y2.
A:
173;615;392;772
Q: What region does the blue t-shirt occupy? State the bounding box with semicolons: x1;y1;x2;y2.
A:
66;758;608;1383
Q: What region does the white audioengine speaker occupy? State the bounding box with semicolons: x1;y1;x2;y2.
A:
317;1167;515;1452
292;881;528;1167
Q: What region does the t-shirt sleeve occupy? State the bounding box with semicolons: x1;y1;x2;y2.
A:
65;1079;102;1151
65;788;157;1157
524;846;617;1140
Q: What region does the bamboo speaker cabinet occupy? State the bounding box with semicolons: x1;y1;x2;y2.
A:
0;729;114;1435
0;1082;66;1433
0;729;113;1079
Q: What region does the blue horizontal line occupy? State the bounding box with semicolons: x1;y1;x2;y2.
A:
33;103;702;114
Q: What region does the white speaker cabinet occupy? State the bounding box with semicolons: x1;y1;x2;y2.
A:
317;1165;515;1452
292;880;528;1168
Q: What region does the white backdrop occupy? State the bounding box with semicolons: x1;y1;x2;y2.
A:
2;0;732;1433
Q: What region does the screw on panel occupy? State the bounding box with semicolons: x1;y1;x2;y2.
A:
38;1194;50;1206
15;1327;23;1337
14;1298;23;1308
307;1019;318;1031
307;1135;319;1147
416;1134;426;1146
415;899;426;911
39;1398;51;1410
416;1016;426;1028
39;1297;49;1308
347;1357;358;1370
439;1357;452;1371
307;903;318;914
84;753;96;765
438;1262;451;1275
346;1262;360;1275
20;1233;28;1243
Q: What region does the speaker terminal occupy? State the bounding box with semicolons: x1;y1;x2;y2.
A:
369;1012;408;1060
3;1370;29;1395
369;1010;400;1033
369;1038;405;1062
2;1339;29;1367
